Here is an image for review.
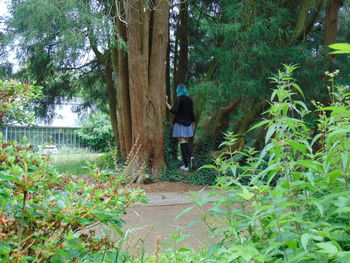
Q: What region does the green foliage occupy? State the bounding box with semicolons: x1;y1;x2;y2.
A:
51;153;101;176
96;149;121;169
0;80;42;124
75;111;114;152
329;43;350;54
191;65;350;262
161;155;217;185
0;136;145;262
0;79;145;262
189;1;350;153
4;0;113;117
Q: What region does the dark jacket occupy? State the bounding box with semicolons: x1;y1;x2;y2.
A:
170;95;195;126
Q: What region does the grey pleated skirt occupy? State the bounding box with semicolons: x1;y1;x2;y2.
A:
172;123;194;138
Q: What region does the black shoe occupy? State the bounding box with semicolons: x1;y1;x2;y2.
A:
190;157;196;169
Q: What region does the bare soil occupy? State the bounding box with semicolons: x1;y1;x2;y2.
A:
110;182;217;256
137;181;210;193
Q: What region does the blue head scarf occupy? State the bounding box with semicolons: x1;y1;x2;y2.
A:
176;84;188;97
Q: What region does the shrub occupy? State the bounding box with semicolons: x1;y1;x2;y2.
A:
192;66;350;262
0;136;145;262
96;149;121;169
0;80;145;262
75;111;114;152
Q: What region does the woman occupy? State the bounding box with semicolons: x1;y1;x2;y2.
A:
166;84;195;171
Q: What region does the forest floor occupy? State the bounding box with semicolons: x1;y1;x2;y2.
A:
97;182;219;257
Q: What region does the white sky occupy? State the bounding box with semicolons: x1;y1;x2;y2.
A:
0;0;8;18
0;0;20;71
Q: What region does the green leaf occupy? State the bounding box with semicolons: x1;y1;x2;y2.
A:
160;242;173;246
265;125;276;144
301;233;313;252
175;206;194;220
292;83;304;98
329;43;350;54
311;201;324;217
286;239;298;251
340;152;349;172
316;242;338;254
248;120;269;132
210;207;228;215
0;242;11;255
184;220;199;230
288;140;307;154
238;187;254;201
112;225;124;237
177;248;191;252
199;164;216;170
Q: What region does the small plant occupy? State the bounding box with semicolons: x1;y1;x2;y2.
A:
194;66;350;262
0;135;146;262
0;80;146;262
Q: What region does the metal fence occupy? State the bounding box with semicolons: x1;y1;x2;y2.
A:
1;126;84;147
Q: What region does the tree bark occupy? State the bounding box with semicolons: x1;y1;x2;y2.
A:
104;57;120;149
166;21;171;121
172;18;180;104
148;0;169;175
209;98;241;140
113;11;133;159
125;0;169;178
324;0;343;45
193;59;217;131
174;0;189;88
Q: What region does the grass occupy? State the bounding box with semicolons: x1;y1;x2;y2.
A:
51;153;102;175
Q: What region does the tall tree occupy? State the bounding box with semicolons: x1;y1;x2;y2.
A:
188;0;341;154
4;0;170;177
122;0;169;175
173;0;189;91
324;0;344;45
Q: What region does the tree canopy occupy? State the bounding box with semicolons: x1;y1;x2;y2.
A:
1;0;350;177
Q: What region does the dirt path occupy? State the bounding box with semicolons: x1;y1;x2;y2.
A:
113;182;218;256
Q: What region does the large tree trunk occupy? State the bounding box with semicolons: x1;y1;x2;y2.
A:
104;57;120;149
148;0;169;175
125;0;169;178
324;0;343;45
172;18;180;105
113;11;133;159
174;0;189;88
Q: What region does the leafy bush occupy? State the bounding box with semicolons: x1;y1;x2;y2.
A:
0;80;42;124
190;65;350;262
75;111;114;152
0;80;145;262
96;149;122;169
0;136;145;262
